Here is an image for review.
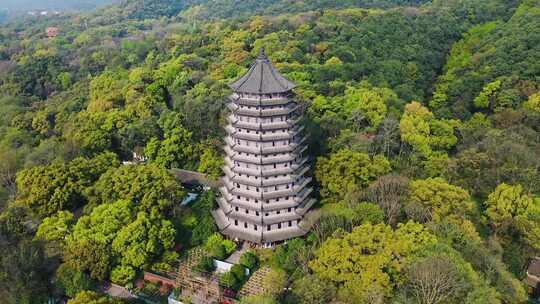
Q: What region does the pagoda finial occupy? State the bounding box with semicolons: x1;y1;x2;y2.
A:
257;47;267;60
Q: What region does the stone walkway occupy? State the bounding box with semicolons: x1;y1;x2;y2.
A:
225;242;249;264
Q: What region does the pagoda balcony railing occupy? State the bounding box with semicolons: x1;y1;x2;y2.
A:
295;198;316;216
229;153;297;166
224;135;308;155
229;211;263;225
227;209;302;226
264;212;302;225
221;194;301;214
222;177;312;201
223;162;308;187
228;115;302;131
224;147;301;165
226;171;296;188
224;156;309;177
226;126;305;142
227;102;300;117
229;93;292;106
217;196;233;214
224;136;307;154
220;186;312;213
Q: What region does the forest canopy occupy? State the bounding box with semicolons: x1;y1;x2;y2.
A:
0;0;539;303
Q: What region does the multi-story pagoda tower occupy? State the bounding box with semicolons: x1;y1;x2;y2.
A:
212;49;315;245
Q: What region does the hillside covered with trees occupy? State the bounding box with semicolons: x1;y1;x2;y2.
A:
1;0;540;303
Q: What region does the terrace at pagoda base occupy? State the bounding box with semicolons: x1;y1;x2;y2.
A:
211;209;316;246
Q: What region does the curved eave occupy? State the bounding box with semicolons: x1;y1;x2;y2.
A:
229;54;297;94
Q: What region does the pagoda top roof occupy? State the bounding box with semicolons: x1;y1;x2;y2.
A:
229;48;296;94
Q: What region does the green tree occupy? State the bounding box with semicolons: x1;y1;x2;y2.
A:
145;111;197;169
55;263;96;297
197;147;224;180
35;211;75;243
88;164;185;213
239;295;278;304
291;274;336;304
204;233;236;259
316;149;391;204
399;102;459;157
111;212;176;268
15;153;119;217
65;239;112;281
473;80;501;109
0;240;51;304
523;93;540;113
68;291;122;304
406;178;474;223
310;222;436;303
239;250;259;270
343;85;392;129
485;183;533;233
110;265;136;286
87;70;128;112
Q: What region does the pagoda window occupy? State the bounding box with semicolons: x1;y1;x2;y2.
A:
256;188;260;192
245;209;249;214
256;211;260;216
235;207;239;211
237;195;240;199
265;213;269;216
289;221;292;227
288;208;291;212
267;225;271;231
236;184;240;188
254;225;258;231
244;223;248;228
255;200;258;203
278;223;282;229
235;220;238;226
277;210;281;214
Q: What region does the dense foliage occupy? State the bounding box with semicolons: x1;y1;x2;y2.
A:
0;0;539;303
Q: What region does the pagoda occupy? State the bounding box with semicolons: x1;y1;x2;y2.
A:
212;49;315;245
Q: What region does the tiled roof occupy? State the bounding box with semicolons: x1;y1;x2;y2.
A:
229;48;296;94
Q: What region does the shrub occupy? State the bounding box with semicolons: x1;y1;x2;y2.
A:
55;263;96;297
220;271;238;290
110;265;136;285
194;256;216;273
239;251;259;270
231;264;246;282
